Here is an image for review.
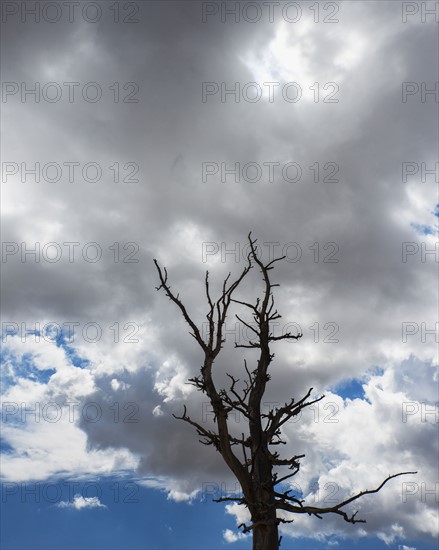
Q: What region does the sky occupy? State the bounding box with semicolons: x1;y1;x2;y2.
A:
1;1;438;549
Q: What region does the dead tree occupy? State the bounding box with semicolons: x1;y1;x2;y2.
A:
154;233;416;550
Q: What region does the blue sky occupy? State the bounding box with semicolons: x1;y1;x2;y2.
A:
1;476;437;550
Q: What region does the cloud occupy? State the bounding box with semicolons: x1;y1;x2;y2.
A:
222;359;437;543
1;1;437;547
223;529;249;543
0;337;138;482
377;524;405;545
57;494;107;510
110;378;130;391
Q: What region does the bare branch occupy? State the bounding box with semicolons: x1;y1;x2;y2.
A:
265;389;325;441
213;496;246;504
276;471;418;524
154;259;207;351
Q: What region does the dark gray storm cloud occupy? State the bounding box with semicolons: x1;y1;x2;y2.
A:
1;0;438;544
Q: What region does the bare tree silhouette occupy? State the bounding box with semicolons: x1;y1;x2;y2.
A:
154;233;416;550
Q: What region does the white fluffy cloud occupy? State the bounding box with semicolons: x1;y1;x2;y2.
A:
223;528;250;543
222;359;438;543
57;494;107;510
1;337;138;482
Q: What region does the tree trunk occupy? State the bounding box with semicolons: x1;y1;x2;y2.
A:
248;396;279;550
252;521;279;550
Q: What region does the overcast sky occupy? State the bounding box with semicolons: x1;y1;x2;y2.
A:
1;1;438;549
